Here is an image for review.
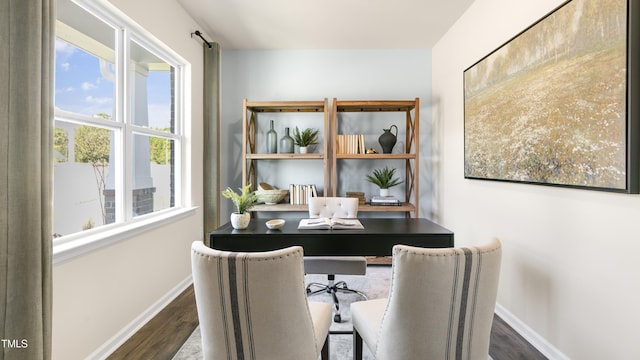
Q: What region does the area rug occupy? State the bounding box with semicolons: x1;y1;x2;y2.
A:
172;265;392;360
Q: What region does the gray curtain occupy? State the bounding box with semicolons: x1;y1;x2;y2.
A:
203;42;221;237
0;0;54;359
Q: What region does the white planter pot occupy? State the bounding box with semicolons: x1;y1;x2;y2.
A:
230;212;250;229
379;188;390;197
299;146;308;154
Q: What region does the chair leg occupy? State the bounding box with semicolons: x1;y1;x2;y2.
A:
306;275;367;323
353;329;363;360
335;281;368;300
306;282;331;296
321;335;330;360
331;288;342;322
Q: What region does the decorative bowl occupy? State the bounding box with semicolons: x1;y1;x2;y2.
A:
256;189;288;205
265;219;285;230
258;182;275;190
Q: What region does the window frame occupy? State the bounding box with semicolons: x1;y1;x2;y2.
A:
53;0;193;263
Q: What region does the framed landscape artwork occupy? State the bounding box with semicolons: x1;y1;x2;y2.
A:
464;0;639;193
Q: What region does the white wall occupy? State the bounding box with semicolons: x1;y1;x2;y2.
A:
52;0;204;358
220;49;434;220
433;0;640;358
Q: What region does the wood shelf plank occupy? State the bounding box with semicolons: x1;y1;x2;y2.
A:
246;153;325;160
335;153;416;160
252;203;415;213
335;100;417;112
251;204;308;212
246;100;325;112
358;203;416;212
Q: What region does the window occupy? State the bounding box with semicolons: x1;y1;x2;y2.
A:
53;0;186;245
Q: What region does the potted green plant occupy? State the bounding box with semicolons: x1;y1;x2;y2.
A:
293;126;320;154
365;166;403;197
222;183;259;229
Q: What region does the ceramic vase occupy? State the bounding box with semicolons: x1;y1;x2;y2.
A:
280;127;294;153
266;120;277;154
230;212;250;229
378;124;398;154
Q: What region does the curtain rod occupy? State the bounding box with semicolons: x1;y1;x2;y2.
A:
191;30;212;48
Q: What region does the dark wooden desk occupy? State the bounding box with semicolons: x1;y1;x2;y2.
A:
208;218;454;256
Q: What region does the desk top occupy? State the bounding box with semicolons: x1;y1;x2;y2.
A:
209;218;454;256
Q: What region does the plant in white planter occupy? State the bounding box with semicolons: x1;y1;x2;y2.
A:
293;126;320;154
222;184;259;229
365;166;403;197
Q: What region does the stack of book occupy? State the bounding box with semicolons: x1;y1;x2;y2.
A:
336;134;365;154
370;196;401;206
289;184;318;205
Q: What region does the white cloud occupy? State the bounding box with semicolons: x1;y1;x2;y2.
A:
60;62;70;71
85;96;111;105
55;87;75;95
82;82;97;90
54;38;75;56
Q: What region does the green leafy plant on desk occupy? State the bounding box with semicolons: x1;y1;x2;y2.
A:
222;183;258;229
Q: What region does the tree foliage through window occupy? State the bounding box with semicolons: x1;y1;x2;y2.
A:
75;125;110;222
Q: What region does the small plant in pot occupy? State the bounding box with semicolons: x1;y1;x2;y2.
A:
365;166;403;197
293;126;320;154
222;184;259;229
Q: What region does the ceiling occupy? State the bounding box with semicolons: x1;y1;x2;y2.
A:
176;0;475;50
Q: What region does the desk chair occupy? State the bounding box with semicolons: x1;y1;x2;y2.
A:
191;242;332;360
305;197;368;322
351;239;502;360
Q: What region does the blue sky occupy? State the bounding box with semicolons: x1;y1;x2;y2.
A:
55;38;172;129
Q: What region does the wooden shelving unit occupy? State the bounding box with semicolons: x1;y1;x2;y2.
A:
242;99;330;212
331;98;420;218
241;98;419;217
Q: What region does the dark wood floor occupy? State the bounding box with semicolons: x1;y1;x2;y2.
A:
109;285;547;360
489;314;547;360
106;286;199;360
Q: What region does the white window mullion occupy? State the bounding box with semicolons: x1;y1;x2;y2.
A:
174;65;185;207
170;132;181;209
114;26;128;223
130;126;180;140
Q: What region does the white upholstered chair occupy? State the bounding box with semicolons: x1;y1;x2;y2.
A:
351;239;502;360
305;197;368;322
191;242;332;360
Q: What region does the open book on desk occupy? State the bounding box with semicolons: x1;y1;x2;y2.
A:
298;218;364;230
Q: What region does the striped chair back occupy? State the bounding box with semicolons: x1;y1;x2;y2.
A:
375;239;502;359
191;242;322;360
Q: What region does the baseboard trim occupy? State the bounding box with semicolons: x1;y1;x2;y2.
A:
495;303;569;360
87;275;193;360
